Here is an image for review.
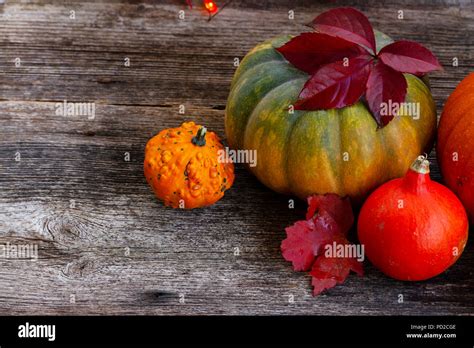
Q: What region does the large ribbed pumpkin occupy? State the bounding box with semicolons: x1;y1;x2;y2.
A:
225;32;437;202
437;73;474;222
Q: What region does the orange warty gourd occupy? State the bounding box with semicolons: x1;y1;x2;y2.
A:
144;122;234;209
437;72;474;222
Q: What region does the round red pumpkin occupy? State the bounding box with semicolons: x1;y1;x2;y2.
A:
357;156;468;281
437;72;474;222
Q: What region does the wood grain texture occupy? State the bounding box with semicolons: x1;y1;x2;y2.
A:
0;0;473;315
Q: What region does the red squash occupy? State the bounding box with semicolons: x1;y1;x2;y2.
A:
437;73;474;222
358;155;468;281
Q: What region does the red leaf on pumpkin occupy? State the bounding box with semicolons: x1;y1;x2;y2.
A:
276;32;366;75
311;7;376;54
366;61;407;126
281;210;340;271
379;40;443;75
277;7;442;127
306;194;354;235
295;54;372;110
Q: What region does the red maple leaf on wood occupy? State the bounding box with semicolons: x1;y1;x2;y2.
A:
281;194;363;296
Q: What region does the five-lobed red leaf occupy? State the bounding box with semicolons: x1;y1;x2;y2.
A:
276;7;442;127
276;32;366;75
365;61;408;126
295;54;372;110
311;7;376;54
379;40;443;75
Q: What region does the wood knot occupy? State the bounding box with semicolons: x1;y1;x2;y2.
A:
61;257;99;280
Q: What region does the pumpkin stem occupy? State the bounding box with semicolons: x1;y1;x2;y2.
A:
192;127;207;146
404;155;430;194
410;154;430;174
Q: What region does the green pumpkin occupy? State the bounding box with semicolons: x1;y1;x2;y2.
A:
225;32;437;202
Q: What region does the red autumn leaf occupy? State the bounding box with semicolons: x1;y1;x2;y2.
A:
295;54;372;110
366;61;407;126
281;210;339;271
278;7;442;127
277;33;366;75
281;194;364;296
379;40;443;75
311;251;364;296
311;7;376;54
310;277;338;296
306;194;354;235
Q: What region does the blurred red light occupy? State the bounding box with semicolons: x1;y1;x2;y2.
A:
204;0;218;13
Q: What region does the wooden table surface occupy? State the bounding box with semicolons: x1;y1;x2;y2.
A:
0;0;473;315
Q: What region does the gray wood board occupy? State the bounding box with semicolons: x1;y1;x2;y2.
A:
0;0;473;315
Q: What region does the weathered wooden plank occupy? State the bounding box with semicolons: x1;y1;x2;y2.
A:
0;1;472;108
0;0;473;315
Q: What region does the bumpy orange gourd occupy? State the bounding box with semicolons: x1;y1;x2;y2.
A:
144;122;234;209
